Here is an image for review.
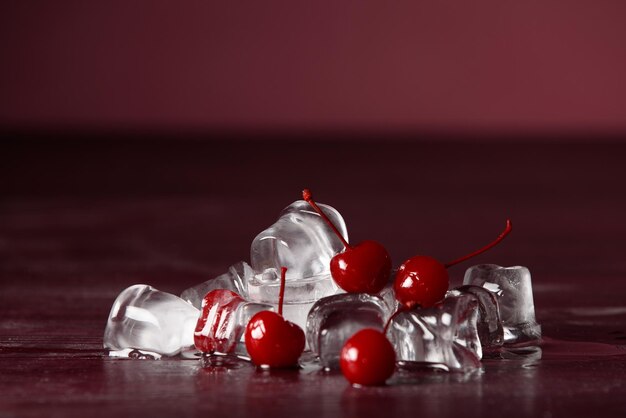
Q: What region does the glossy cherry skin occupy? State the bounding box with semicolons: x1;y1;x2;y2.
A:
340;329;396;386
393;255;449;309
330;240;392;294
245;311;305;368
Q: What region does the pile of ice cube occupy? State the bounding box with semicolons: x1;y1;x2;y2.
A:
104;199;541;372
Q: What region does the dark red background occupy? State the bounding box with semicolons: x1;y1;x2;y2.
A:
2;1;626;136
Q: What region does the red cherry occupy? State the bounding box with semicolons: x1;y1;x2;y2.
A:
394;220;512;309
245;267;305;367
303;189;391;294
330;240;392;293
194;289;245;354
393;255;449;309
340;329;396;386
245;310;305;367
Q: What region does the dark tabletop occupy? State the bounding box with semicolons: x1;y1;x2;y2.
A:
1;136;625;417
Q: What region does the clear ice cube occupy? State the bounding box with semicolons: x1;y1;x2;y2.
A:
306;293;393;370
463;264;541;345
250;200;347;281
248;200;348;330
194;289;273;356
248;273;342;332
447;285;504;352
181;261;254;308
103;284;199;357
386;294;482;372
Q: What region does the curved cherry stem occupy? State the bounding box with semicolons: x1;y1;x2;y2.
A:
383;306;408;335
278;267;287;316
302;189;351;249
444;219;512;268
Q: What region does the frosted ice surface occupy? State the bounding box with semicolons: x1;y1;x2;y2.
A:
104;285;199;357
463;264;541;345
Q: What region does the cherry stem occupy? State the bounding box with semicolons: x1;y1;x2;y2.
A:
383;306;408;334
278;267;287;316
302;189;351;249
444;219;513;268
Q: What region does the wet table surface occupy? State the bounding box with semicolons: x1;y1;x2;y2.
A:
1;137;626;417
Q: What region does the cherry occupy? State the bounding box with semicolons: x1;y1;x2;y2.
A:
340;329;396;386
245;267;305;367
303;189;391;294
393;256;449;310
394;220;512;309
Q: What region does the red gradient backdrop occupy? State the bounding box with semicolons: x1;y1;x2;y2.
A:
1;1;626;136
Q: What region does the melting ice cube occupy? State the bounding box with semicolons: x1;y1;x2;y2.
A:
306;293;394;370
248;200;348;330
463;264;541;345
104;285;199;357
250;200;347;281
447;285;504;352
386;294;482;372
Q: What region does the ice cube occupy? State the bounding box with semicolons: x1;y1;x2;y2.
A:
248;272;342;332
306;293;393;370
194;289;273;356
104;284;199;357
181;261;253;308
447;285;504;352
250;200;347;281
463;264;541;345
385;294;482;372
248;200;348;330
